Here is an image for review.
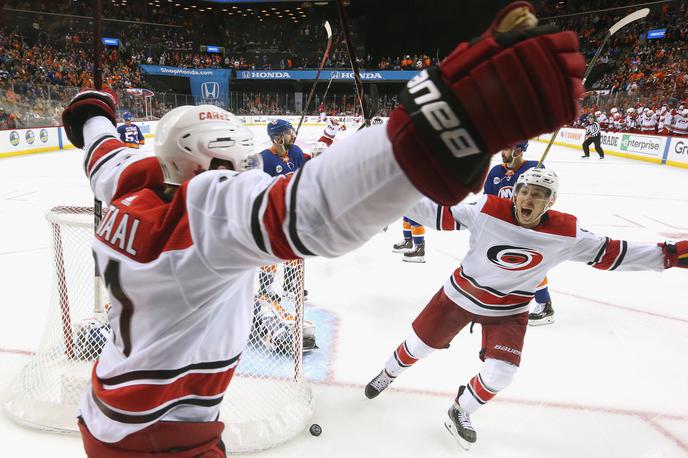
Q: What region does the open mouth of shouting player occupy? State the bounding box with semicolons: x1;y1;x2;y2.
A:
513;182;554;228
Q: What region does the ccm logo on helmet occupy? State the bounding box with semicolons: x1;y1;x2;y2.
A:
199;111;232;121
487;245;543;271
406;69;480;159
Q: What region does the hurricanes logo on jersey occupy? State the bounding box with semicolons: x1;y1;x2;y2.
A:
487;245;543;271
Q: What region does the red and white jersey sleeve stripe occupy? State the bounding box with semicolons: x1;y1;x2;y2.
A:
406;196;481;232
187;125;424;269
572;225;664;271
82;116;152;206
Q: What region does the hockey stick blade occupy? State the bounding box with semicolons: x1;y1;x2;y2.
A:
324;20;332;40
538;7;650;167
609;8;649;37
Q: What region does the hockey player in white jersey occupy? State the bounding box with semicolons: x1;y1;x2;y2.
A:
60;2;586;455
365;167;687;450
317;115;345;146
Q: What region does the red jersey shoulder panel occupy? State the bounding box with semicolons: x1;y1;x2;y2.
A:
96;179;193;263
481;195;517;225
113;157;165;201
481;196;577;237
534;210;577;237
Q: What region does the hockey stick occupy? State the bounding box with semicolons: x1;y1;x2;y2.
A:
336;0;371;128
295;21;333;138
321;72;336;113
536;8;649;167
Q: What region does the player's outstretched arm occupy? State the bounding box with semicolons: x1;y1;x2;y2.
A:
62;90;150;206
571;225;666;272
403;196;476;232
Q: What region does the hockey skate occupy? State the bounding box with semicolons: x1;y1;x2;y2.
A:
444;386;477;451
364;369;396;399
402;242;425;263
528;301;555;326
392;238;413;253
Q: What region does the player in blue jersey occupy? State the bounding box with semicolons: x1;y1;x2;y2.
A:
483;141;554;325
259;119;306;176
116;112;145;149
256;119;313;346
392;217;426;263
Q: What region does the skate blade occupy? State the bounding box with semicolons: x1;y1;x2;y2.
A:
444;419;472;451
392;248;413;254
402;256;425;263
528;316;555;326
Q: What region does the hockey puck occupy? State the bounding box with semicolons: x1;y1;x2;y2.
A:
309;424;322;436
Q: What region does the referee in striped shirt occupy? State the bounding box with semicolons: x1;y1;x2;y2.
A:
582;115;605;159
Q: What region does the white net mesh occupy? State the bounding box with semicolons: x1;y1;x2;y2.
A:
3;206;313;453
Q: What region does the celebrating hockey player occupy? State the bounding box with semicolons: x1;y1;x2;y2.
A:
116;111;145;148
483;141;554;325
317;115;345;146
61;2;587;455
364;167;686;450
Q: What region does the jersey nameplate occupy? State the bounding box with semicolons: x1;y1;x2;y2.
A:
96;205;140;256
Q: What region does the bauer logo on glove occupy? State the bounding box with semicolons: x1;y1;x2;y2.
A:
402;67;482;160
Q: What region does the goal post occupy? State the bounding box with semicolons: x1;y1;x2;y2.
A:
3;206;314;453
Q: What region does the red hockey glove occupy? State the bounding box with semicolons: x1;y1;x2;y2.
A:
659;241;688;268
62;89;118;148
387;1;584;205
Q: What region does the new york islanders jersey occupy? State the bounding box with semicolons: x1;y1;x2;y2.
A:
259;145;306;176
78;116;422;443
116;123;144;145
407;195;664;317
483;160;540;199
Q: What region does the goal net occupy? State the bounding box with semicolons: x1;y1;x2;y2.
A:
3;206;314;453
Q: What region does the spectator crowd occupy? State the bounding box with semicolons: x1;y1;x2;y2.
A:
1;0;688;127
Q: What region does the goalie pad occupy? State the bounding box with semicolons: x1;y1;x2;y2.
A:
74;318;111;360
252;294;317;353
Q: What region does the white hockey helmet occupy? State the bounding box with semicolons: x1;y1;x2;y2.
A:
647;110;654;116
594;110;602;116
683;109;688;116
627;107;635;114
610;107;618;114
513;167;559;212
155;105;259;185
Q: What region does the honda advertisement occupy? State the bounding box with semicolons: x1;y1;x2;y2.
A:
139;65;231;108
236;69;419;81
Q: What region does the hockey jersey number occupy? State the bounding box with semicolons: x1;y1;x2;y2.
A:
102;258;134;357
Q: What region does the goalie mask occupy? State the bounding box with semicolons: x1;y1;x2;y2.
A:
155;105;260;185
